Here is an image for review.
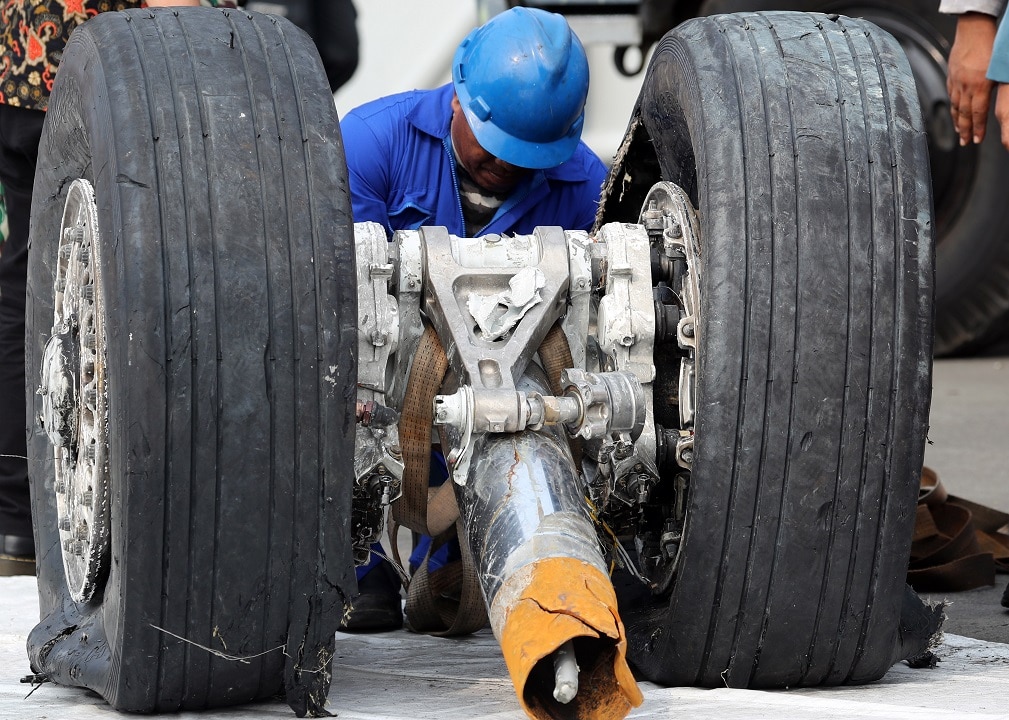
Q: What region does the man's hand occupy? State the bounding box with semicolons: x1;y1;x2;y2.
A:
948;12;998;146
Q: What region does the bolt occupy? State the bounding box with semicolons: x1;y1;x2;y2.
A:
681;448;694;464
76;521;89;541
81;490;94;508
641;208;664;232
82;285;94;302
620;334;635;347
85;444;96;462
82;333;96;349
59;516;72;532
370;330;387;347
681;323;695;339
55;480;67;494
667;221;683;239
78;248;90;265
84;388;97;407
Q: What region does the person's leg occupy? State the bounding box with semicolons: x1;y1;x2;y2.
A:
341;452;449;632
0;104;45;574
339;540;403;632
311;0;358;92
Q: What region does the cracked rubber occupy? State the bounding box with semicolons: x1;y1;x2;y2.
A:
598;12;935;688
24;8;356;714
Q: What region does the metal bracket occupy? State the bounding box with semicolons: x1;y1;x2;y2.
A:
421;227;572;483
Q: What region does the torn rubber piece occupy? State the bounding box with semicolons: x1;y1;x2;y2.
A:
896;584;946;670
493;557;643;720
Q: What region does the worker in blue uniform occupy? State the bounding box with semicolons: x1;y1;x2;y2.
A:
339;6;607;631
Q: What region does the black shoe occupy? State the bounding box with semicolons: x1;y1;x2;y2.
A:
0;534;35;577
340;559;403;632
1002;579;1009;609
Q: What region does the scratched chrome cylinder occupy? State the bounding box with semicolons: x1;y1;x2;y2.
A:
458;414;604;618
456;368;603;612
455;371;641;719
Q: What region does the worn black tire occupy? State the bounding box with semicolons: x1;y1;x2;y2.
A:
698;0;1009;355
24;8;356;714
599;12;934;687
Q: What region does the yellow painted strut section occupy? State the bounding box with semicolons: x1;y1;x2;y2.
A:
497;556;643;720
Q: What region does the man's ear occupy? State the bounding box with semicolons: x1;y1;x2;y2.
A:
451;93;461;114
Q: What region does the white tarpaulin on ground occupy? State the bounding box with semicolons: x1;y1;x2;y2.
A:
1;576;1006;719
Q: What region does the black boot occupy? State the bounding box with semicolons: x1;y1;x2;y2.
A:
340;559;403;632
0;534;35;576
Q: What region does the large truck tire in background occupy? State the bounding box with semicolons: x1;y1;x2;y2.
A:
505;0;1009;356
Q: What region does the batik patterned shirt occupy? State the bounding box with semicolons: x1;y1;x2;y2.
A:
0;0;235;111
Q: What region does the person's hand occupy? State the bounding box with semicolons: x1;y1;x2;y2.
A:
994;83;1009;150
948;12;998;146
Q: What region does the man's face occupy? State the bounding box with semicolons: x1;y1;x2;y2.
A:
450;95;531;193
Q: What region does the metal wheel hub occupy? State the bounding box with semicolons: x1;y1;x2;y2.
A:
637;181;702;592
39;178;110;604
640;181;700;450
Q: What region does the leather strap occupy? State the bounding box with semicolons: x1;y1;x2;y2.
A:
392;324;487;636
908;467;1009;591
393;325;459;537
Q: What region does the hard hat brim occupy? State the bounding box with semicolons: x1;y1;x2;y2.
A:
460;101;583;170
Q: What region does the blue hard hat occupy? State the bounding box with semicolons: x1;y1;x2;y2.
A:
452;7;589;170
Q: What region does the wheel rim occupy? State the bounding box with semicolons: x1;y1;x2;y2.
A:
40;178;110;604
637;181;700;593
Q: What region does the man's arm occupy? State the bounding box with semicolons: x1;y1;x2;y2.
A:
341;111;395;232
943;2;1002;145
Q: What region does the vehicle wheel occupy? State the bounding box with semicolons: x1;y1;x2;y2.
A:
698;0;1009;355
24;7;357;714
597;11;935;687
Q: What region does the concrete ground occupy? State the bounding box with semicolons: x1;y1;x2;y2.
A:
0;354;1006;719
